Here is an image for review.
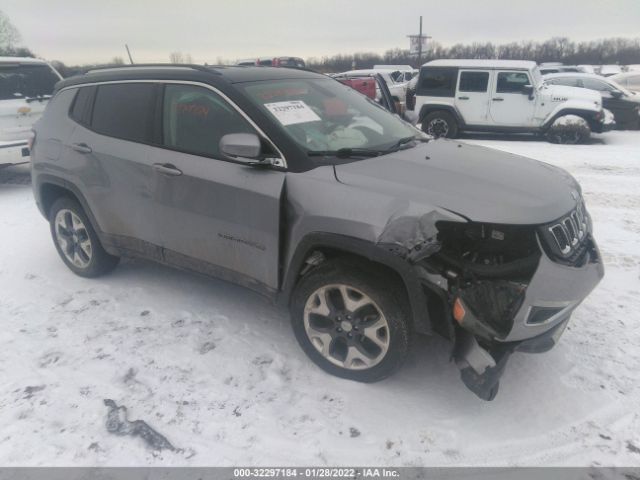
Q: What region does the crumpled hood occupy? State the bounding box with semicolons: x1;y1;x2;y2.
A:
334;140;581;225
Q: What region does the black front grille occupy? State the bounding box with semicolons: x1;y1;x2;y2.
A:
539;203;591;264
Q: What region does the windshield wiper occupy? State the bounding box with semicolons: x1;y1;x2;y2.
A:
384;135;429;152
308;148;384;159
307;135;430;159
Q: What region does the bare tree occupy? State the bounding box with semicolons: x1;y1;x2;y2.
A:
169;51;193;64
0;9;20;51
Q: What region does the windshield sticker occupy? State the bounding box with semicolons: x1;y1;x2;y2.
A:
264;100;321;126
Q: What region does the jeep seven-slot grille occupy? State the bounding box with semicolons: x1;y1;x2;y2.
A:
540;203;590;263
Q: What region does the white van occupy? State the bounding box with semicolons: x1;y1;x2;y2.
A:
0;57;62;167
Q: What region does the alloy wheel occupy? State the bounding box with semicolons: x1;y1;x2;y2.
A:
54;209;93;268
426;118;450;137
303;284;390;370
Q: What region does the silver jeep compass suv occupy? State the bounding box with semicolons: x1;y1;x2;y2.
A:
31;65;604;400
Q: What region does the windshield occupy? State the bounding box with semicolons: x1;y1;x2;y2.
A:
607;79;634;97
241;78;419;156
0;64;60;101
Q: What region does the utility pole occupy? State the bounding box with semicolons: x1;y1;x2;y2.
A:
407;17;432;68
125;44;134;64
417;16;423;66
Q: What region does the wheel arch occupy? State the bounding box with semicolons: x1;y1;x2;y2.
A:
278;232;433;334
542;107;601;131
418;103;464;127
35;175;110;250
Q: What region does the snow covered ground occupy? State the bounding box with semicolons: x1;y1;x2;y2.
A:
0;131;639;467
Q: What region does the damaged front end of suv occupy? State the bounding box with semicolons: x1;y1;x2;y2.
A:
377;199;604;400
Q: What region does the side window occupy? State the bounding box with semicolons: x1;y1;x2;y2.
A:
417;68;457;97
581;78;612;92
162;84;255;158
496;72;531;93
69;86;95;126
91;83;156;143
550;77;580;87
458;71;489;92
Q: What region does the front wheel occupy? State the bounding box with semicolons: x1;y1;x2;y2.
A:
546;115;591;144
290;260;411;383
421;111;459;138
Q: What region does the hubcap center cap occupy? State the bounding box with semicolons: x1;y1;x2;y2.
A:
340;320;353;332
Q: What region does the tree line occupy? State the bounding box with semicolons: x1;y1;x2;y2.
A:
2;9;639;76
307;37;640;72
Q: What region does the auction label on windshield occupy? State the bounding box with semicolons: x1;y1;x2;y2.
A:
264;100;321;126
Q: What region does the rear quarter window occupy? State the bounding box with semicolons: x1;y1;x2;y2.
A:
417;67;458;97
69;86;96;126
90;83;156;143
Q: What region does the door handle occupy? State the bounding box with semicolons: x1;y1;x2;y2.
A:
153;163;182;176
458;96;470;100
492;97;504;102
71;142;92;154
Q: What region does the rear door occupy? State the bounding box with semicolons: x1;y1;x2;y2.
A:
150;83;285;290
66;82;162;257
454;70;491;125
489;70;534;126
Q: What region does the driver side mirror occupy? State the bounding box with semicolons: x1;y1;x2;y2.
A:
522;84;534;97
522;84;535;100
219;133;262;160
610;89;623;99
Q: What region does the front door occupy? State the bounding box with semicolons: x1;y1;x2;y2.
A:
150;83;286;291
489;71;535;126
454;70;491;125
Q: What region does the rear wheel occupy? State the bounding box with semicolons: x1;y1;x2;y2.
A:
421;111;459;138
49;197;119;277
290;260;411;382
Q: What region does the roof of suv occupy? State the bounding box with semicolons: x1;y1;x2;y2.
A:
422;59;537;70
54;64;325;91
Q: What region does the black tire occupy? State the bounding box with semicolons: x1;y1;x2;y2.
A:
290;259;411;383
49;196;119;277
421;111;459;138
546;116;591;144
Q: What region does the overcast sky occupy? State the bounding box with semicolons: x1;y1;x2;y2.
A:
3;0;640;65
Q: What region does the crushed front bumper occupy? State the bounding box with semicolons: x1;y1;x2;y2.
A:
449;237;604;400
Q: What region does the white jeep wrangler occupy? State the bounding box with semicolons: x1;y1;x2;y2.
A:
414;59;612;144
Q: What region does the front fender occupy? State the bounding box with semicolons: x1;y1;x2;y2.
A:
543;101;602;129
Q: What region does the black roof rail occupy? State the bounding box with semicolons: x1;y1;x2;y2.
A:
85;63;222;75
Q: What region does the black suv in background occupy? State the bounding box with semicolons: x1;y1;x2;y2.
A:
31;65;603;400
544;72;640;129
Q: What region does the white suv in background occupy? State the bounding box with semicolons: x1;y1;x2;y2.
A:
414;59;611;144
0;57;62;168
